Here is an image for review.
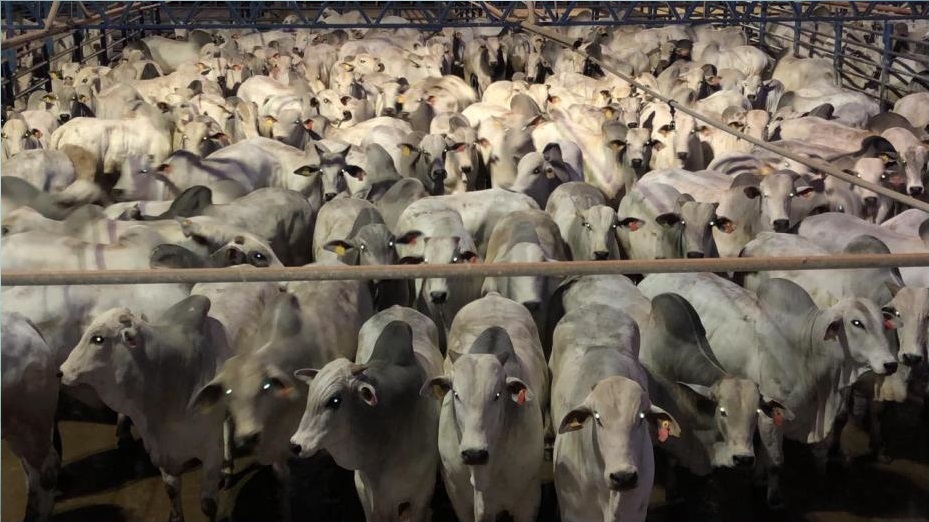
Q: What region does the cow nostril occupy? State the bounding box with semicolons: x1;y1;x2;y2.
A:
56;370;63;378
342;111;352;121
908;186;924;196
627;122;638;128
883;361;898;375
324;192;337;202
289;442;302;456
522;300;541;312
686;251;705;259
430;291;448;304
864;197;878;206
747;94;757;101
433;169;447;179
383;107;396;115
677;152;689;160
593;251;609;260
608;471;638;490
460;166;472;174
238;433;261;449
630;159;643;168
733;455;755;468
772;219;789;232
461;448;489;465
902;353;924;366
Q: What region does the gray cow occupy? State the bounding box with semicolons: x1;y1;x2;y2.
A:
640;293;785;479
61;296;230;522
510;143;583;208
189;277;373;521
483;209;567;338
290;311;442;522
398;132;464;196
294;142;365;202
422;293;548;522
551;302;680;522
544;181;621;261
2;313;60;522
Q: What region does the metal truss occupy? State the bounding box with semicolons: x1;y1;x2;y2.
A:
3;2;929;33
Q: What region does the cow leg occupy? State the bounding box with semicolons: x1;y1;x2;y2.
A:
200;459;222;522
18;444;59;522
868;400;890;463
115;414;134;447
221;417;234;488
160;470;184;522
273;461;292;522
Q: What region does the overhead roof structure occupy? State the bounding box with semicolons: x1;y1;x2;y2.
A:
3;1;929;33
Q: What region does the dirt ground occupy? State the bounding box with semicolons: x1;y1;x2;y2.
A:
3;395;927;522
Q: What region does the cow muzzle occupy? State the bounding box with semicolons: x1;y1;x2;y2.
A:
772;219;790;233
902;353;924;366
461;448;489;465
608;470;638;491
733;454;755;468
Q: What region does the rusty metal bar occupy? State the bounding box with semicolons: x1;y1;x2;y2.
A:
2;254;928;286
511;16;929;213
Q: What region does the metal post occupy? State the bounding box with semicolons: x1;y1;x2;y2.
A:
2;57;15;106
879;21;892;109
833;20;843;88
73;28;84;62
41;36;53;91
758;4;767;47
793;17;801;55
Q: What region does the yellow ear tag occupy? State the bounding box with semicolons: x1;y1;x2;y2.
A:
334;245;346;256
402;146;411;157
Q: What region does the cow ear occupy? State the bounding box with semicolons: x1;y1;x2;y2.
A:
420;376;452;399
506;377;530;405
162;295;211;333
743;186;762;199
677;381;714;400
395;230;423;245
398;143;417;157
760;397;794;422
655;213;681;227
323;239;353;256
885;281;903;297
398;255;424;264
355;381;378;406
460;250;479;264
150;244;206;269
618;217;646;232
824;315;842;341
188;377;225;413
293;164;320;176
265;365;298;400
647;404;681;440
343;165;365;179
559;405;593;433
293;368;319;383
447;142;466;153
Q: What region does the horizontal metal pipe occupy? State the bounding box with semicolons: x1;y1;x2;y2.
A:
2;3;158;49
514;19;929;213
3;254;928;287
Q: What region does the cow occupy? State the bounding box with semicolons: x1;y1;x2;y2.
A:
510;143;583;208
422;293;548;522
640;293;785;478
60;296;230;522
544;182;622;261
290;314;442;522
639;273;898;507
2;313;61;522
188;279;373;521
551;300;680;522
1;149;76;193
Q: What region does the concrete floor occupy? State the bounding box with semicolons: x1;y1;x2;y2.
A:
3;396;927;522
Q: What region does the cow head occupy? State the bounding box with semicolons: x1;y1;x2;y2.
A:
559;376;679;502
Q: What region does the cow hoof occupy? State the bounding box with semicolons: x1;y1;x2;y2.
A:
201;498;217;522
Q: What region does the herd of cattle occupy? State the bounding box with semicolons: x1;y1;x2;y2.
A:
1;9;929;522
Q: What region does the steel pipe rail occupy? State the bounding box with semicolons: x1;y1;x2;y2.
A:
3;254;928;286
508;17;929;214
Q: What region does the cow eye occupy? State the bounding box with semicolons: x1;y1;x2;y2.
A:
593;411;602;426
851;319;864;329
182;134;188;140
261;379;273;391
323;99;331;104
225;388;233;396
452;256;459;263
453;390;460;400
880;174;887;180
326;394;342;409
140;169;149;174
637;411;645;423
719;407;728;417
202;136;208;141
533;167;541;174
583;221;592;230
762;192;770;198
359;244;366;251
254;252;265;260
494;392;501;401
91;335;105;345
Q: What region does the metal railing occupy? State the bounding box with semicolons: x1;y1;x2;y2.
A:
3;254;928;286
